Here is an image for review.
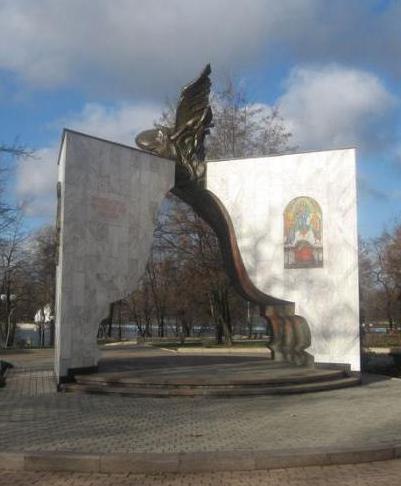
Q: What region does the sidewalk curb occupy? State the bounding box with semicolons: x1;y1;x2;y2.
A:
158;347;271;355
1;444;400;474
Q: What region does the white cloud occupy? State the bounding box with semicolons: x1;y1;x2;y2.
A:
16;146;58;218
14;64;399;219
278;65;397;151
0;0;292;96
16;101;162;217
2;1;401;98
60;102;162;145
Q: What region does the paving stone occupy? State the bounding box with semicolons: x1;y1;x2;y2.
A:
2;346;401;483
24;452;100;473
100;453;180;474
2;460;401;485
0;452;24;470
178;450;255;473
1;362;401;457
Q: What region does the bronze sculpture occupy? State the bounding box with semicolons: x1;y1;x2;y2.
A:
136;64;212;188
136;65;313;366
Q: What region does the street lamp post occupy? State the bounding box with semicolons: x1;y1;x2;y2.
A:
1;293;16;348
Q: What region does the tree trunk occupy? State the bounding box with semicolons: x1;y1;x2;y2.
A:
211;288;232;346
145;316;152;337
215;320;223;344
118;301;122;341
49;319;55;346
107;303;114;338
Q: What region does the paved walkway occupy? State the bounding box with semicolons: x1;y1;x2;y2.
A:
2;460;401;485
2;346;401;484
2;348;401;454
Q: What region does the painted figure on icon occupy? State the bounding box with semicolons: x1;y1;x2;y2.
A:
284;196;323;268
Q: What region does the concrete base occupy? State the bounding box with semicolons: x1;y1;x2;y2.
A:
58;365;99;384
60;351;360;397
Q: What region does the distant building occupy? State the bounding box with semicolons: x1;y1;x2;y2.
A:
34;304;53;324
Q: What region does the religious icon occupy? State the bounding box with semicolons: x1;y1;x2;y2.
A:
284;197;323;269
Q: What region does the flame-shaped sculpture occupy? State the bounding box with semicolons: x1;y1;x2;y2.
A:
136;64;212;188
135;65;313;367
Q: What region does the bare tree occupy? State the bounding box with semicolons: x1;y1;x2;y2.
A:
359;236;374;326
371;232;398;329
381;225;401;326
0;213;28;347
150;193;248;345
360;224;401;331
0;143;33;233
207;78;294;159
24;226;57;345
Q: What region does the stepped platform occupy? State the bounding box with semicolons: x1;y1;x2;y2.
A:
61;345;360;397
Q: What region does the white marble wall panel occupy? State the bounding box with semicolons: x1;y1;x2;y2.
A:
55;130;175;380
207;149;360;370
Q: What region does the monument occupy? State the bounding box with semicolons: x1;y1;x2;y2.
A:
54;66;360;384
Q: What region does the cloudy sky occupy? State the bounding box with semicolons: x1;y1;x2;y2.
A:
1;0;401;237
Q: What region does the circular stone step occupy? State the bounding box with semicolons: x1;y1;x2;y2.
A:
61;359;361;397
